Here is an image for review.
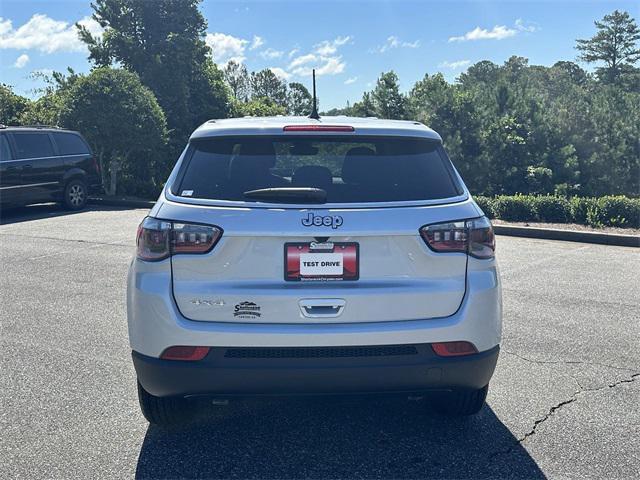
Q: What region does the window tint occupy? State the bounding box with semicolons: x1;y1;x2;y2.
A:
0;135;11;161
53;132;90;155
177;136;462;203
12;133;55;159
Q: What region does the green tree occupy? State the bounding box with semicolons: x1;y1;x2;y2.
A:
287;82;312;116
238;98;286;117
78;0;231;148
0;85;30;125
59;68;168;196
223;60;250;101
371;71;408;119
250;69;287;107
351;92;376;117
576;10;640;84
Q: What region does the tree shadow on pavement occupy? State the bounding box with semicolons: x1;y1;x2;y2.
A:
135;396;543;479
0;203;136;225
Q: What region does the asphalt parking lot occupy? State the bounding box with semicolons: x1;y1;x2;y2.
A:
1;204;639;479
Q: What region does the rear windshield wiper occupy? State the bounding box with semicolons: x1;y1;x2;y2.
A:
243;187;327;204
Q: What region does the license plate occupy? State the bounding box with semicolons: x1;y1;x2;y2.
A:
285;242;359;281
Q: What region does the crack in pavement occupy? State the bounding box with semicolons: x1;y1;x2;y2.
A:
502;349;636;373
488;368;640;462
0;232;132;248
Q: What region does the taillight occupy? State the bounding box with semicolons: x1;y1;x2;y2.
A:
161;346;210;361
92;157;101;176
136;217;222;261
432;341;478;357
466;216;495;259
420;216;495;259
283;125;355;132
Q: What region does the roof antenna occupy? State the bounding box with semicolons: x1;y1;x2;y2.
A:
309;69;320;120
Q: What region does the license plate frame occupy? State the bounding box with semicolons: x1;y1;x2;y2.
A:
284;242;359;282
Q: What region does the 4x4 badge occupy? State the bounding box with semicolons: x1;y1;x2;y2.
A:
301;213;343;229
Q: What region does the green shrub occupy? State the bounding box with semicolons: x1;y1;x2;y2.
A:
474;196;495;218
569;197;597;224
587;196;640;228
492;195;537;221
534;196;570;223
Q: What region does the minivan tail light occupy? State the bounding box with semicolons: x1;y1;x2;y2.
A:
420;216;495;259
283;125;355;132
136;217;222;261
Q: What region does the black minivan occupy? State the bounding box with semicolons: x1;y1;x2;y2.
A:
0;126;102;210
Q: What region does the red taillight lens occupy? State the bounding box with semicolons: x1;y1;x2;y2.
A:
136;217;171;261
420;221;467;253
136;217;222;261
420;216;495;259
283;125;355;132
171;222;222;254
467;216;495;259
432;341;478;357
160;346;210;361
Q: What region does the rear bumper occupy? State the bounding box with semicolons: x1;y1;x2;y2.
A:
133;344;499;398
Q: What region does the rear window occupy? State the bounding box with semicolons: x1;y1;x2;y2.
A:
0;135;11;161
53;132;90;155
12;132;55;159
175;136;462;203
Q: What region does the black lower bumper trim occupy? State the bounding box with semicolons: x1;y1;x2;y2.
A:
133;344;500;398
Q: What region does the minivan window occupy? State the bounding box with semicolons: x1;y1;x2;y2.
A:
53;132;90;155
176;136;462;203
12;132;55;160
0;135;11;161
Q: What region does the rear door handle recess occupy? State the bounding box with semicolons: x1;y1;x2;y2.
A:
299;298;346;318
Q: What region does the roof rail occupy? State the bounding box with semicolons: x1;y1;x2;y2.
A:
14;124;62;129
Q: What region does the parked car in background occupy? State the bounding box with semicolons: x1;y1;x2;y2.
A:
127;115;502;426
0;125;102;210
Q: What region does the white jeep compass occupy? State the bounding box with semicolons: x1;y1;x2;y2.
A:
127;115;502;425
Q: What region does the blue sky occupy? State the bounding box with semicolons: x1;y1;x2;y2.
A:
1;0;638;109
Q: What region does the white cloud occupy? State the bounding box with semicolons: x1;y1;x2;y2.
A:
372;35;420;53
269;67;291;80
288;53;345;76
449;25;517;42
249;35;264;50
515;18;538;33
14;53;29;68
439;59;471;69
206;32;248;64
260;47;283;59
285;36;350;77
0;14;103;53
289;53;317;69
314;35;351;56
344;76;358;85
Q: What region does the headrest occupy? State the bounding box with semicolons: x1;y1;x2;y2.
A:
341;146;380;184
229;141;277;180
292;166;333;189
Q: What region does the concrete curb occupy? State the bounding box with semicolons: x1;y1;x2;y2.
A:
89;197;639;247
494;225;639;248
89;197;155;209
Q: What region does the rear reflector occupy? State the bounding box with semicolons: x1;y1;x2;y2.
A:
432;342;478;357
160;346;210;361
283;125;354;132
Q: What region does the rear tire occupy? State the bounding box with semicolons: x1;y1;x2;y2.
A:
431;384;488;416
137;381;193;426
63;178;88;210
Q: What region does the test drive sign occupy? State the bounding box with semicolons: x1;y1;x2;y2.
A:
285;242;359;281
